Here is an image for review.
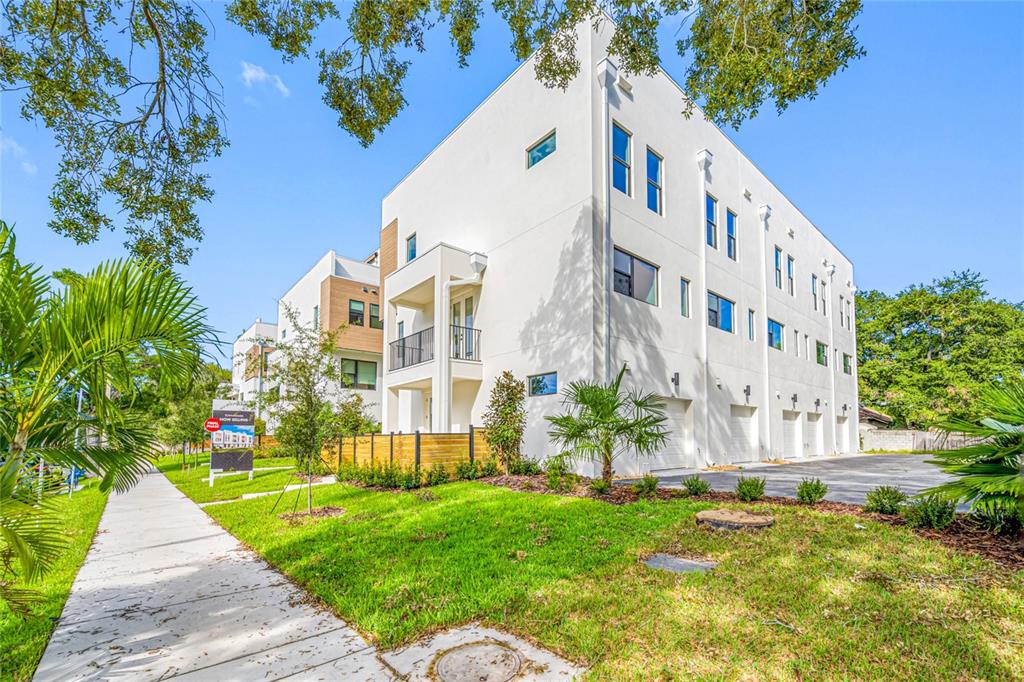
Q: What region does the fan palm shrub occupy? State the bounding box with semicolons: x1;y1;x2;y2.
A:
0;224;212;608
926;382;1024;522
546;365;669;486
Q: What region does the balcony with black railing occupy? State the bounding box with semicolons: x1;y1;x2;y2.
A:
389;327;434;370
450;325;481;361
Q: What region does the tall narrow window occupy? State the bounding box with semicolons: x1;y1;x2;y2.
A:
804;334;810;360
707;291;734;333
811;274;819;311
821;281;828;316
369;303;383;329
794;329;800;357
527;131;556;167
774;247;783;288
348;299;365;326
397;321;405;339
613;248;658;305
846;299;852;329
839;295;845;328
706;194;718;248
747;309;755;341
843;353;853;375
786;256;795;295
646;148;663;214
406;233;417;262
313;305;320;330
726;210;737;260
680;278;690;317
612;123;631;195
767;318;784;350
816;341;828;366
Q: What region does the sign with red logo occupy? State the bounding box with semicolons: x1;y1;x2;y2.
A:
204;418;222;432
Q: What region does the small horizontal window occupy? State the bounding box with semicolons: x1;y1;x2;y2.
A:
527;131;556;168
528;372;558;396
342;359;377;390
708;291;734;333
613;248;658;305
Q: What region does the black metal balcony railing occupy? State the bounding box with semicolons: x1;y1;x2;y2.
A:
450;325;481;361
390;327;434;370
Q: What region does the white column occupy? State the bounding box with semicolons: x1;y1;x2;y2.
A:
696;149;713;465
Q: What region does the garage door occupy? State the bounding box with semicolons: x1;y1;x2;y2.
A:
782;410;802;458
806;412;824;456
650;398;694;472
727;405;758;464
836;416;850;453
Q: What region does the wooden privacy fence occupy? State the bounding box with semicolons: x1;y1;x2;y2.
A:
320;427;495;474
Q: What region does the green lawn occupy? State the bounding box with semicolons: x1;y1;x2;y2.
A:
205;482;1024;680
156;453;302;504
0;481;109;682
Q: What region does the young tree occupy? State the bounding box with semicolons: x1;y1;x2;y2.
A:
547;365;669;486
1;1;864;263
483;371;527;470
0;223;213;607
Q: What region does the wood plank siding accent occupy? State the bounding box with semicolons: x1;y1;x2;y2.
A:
319;275;382;354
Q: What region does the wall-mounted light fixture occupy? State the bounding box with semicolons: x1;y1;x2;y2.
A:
791;393;798;404
815;398;822;411
671;372;680;389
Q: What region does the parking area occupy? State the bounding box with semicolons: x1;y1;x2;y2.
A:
645;454;954;506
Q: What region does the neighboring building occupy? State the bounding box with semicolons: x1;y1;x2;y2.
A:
376;19;859;475
231;318;277;405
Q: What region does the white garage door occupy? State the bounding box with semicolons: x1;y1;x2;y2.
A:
837;416;850;453
727;405;758;464
782;410;802;458
650;398;695;472
807;412;824;457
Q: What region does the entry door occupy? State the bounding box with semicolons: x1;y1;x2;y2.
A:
728;405;758;464
650;398;694;472
806;413;824;456
782;410;803;458
836;416;850;452
451;296;475;359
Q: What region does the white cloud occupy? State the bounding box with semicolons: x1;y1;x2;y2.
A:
1;134;37;176
240;61;290;97
21;161;37;175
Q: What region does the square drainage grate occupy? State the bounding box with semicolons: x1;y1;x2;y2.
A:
644;553;716;573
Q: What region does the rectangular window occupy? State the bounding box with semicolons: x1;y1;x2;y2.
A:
816;341;828;366
342;359;377;390
786;256;795;295
680;278;690;317
843;353;853;375
821;281;828;316
369;303;383;330
811;274;818;311
613;248;658;305
705;194;718;248
646;148;663;214
397;321;405;339
612;123;631;194
767;318;784;351
774;247;783;288
528;372;558;397
747;309;755;341
527;131;556;167
726;210;737;260
707;291;734;333
348;299;365;326
804;334;810;361
406;233;417;262
313;305;320;330
846;299;852;329
839;295;845;328
794;329;800;357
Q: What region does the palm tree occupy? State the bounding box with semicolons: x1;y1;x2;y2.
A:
546;365;669;486
927;382;1024;516
0;224;213;607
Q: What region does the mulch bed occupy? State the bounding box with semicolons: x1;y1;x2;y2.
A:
278;505;346;521
479;475;1024;571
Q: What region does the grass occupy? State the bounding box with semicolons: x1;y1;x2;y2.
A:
156;453;304;504
0;480;109;682
205;481;1024;680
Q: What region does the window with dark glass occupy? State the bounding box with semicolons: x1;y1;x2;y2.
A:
707;291;734;332
726;210;737;260
748;309;755;341
646;148;663;214
767;318;784;350
774;247;783;288
342;359;377;390
843;353;852;375
680;278;690;317
406;233;417;262
527;131;556;168
612;124;631;194
786;256;795;295
706;194;717;248
369;303;383;329
613;248;658;305
349;299;365;325
816;341;828;366
397;321;405;339
528;372;558;396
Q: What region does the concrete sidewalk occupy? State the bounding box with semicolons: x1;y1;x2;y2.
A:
35;471;391;681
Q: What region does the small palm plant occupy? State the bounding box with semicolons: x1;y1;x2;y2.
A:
546;365;669;486
926;382;1024;520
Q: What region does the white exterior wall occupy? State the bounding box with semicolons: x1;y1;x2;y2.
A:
231;319;278;404
380;20;858;473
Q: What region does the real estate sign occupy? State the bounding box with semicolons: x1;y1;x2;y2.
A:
210;408;255;472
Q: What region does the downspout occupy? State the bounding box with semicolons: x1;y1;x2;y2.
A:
696;149;713;465
758;204;773;460
597;59;618;383
824;260;838;454
439;254;488;431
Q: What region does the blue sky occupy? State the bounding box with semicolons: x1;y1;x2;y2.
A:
2;2;1022;364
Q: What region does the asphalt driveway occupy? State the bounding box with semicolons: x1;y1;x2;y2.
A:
643;454;954;506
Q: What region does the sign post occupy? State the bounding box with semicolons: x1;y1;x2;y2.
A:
206;408;255;488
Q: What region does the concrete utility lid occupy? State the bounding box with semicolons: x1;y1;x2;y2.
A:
696;508;774;530
434;642;522;682
645;553;716;573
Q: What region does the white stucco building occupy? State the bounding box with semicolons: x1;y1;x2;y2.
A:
377;20;859;474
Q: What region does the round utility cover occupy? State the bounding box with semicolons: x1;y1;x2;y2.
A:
434;641;522;682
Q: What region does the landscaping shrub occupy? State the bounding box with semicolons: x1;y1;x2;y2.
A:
589;478;611;495
631;474;659;498
425;464;449;486
544;458;574;492
971;506;1024;536
478;459;500;477
400;469;422;490
482;370;528;470
864;486;908;514
455;461;479;481
796;478;829;504
902;495;956;529
508;458;542;475
681;475;711;496
736;476;766;502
